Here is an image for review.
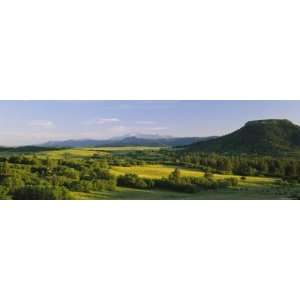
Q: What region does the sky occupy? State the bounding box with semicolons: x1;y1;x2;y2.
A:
1;100;300;146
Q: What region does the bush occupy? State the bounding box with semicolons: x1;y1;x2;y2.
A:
1;175;25;192
67;180;94;192
56;167;80;180
154;178;198;193
117;174;150;189
204;172;214;180
93;179;117;191
12;185;72;200
92;167;114;180
225;177;239;186
0;185;9;199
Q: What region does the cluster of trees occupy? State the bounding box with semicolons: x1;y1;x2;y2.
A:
95;149;300;183
1;151;206;199
104;149;177;167
12;186;72;200
117;168;239;193
0;155;117;199
178;152;300;179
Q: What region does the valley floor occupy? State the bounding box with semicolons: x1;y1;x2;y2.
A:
1;146;299;200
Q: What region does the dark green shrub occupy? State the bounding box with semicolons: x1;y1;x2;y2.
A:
117;174;149;189
12;185;72;200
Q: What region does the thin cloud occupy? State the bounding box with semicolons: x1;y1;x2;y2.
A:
29;120;55;128
83;118;120;125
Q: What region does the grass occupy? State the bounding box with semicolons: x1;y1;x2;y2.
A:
111;164;275;186
96;146;162;151
39;148;109;159
72;186;286;200
36;146;162;159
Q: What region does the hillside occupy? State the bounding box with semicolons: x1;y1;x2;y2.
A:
188;119;300;155
0;146;57;153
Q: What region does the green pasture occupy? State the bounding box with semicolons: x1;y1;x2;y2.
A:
96;146;162;151
111;164;275;186
38;148;108;159
39;146;161;159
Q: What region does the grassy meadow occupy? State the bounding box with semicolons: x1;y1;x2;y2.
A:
111;164;274;185
38;146;162;159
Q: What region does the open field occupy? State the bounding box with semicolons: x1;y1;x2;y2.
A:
0;146;162;159
97;146;162;151
40;148;109;159
39;146;162;159
111;164;275;186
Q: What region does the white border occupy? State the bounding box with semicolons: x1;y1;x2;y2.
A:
0;0;300;100
1;200;300;300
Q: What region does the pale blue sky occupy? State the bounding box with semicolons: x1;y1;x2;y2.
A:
1;101;300;146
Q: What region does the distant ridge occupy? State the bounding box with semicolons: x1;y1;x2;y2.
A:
39;135;217;148
0;146;56;152
188;119;300;155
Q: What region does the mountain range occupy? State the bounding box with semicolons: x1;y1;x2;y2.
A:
39;134;216;148
3;119;300;157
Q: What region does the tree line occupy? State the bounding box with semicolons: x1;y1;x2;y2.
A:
178;152;300;179
0;156;116;199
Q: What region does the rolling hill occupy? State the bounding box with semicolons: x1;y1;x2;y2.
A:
188;119;300;155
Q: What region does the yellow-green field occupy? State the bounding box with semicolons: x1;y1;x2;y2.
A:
96;146;161;151
38;148;109;159
111;164;275;186
39;146;161;159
